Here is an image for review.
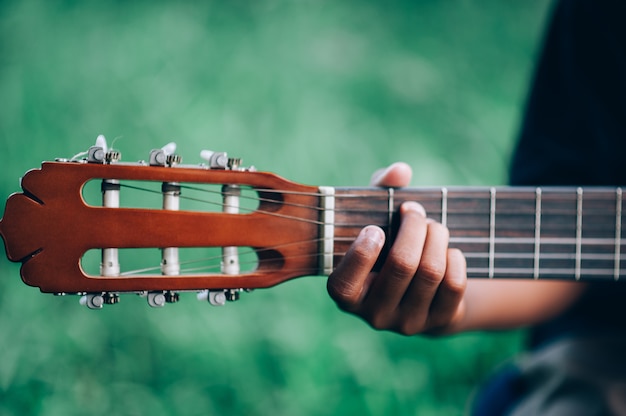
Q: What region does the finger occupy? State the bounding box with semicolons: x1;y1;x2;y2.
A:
370;162;412;188
327;226;385;311
426;248;467;330
399;219;450;330
363;201;428;319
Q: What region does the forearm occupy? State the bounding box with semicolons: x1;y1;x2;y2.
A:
443;279;587;334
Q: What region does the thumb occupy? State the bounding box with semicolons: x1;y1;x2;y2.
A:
370;162;412;187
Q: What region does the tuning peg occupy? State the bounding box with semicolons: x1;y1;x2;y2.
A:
79;292;120;309
86;135;120;163
197;290;227;306
80;293;105;309
200;150;229;169
147;292;166;307
149;142;181;166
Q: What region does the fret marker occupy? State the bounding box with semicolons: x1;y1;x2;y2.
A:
319;186;335;275
615;188;622;281
575;187;583;280
534;188;542;279
489;187;496;278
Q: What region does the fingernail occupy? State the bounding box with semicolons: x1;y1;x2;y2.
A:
357;226;385;249
402;201;426;217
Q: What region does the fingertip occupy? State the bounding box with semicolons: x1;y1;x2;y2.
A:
400;201;427;217
447;248;467;272
371;162;412;187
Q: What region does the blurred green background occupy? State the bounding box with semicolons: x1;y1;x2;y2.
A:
0;0;553;414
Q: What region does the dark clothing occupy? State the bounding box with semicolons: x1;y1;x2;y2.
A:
510;0;626;348
474;0;626;414
510;0;626;189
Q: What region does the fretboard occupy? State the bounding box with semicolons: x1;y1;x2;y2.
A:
320;186;625;281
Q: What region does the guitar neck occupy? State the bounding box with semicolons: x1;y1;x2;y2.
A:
322;186;625;281
3;158;626;299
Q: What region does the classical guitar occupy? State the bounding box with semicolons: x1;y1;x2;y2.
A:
1;139;624;308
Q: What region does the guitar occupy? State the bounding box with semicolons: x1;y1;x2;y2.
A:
1;140;624;308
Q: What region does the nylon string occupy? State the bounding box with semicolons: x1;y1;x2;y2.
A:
106;183;624;279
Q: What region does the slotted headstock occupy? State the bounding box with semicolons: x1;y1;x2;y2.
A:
0;140;322;308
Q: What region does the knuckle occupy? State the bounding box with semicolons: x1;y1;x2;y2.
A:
386;252;417;280
366;312;390;331
417;260;446;284
444;273;467;296
426;310;455;331
428;221;450;239
351;243;377;264
448;248;467;267
396;320;420;336
327;277;362;307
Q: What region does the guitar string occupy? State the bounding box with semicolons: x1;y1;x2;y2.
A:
119;255;626;278
113;237;626;277
105;182;624;278
118;238;329;275
115;182;624;241
118;183;622;224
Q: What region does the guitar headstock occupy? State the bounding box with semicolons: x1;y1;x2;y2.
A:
0;136;322;308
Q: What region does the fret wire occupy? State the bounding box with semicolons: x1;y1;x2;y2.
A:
489;187;496;278
388;187;394;234
534;187;542;279
615;188;622;281
441;187;448;227
575;187;583;280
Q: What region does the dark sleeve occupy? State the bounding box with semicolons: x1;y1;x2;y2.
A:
510;0;626;187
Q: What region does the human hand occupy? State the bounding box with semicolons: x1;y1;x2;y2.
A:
327;163;467;335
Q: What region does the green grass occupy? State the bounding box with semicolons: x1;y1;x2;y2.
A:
0;0;550;414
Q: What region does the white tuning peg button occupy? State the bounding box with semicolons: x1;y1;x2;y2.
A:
161;142;177;156
200;149;215;161
95;134;108;153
